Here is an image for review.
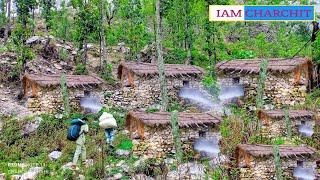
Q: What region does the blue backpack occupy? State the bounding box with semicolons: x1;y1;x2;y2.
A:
67;119;86;141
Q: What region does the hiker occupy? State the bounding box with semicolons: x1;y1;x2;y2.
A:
67;117;89;166
99;112;117;148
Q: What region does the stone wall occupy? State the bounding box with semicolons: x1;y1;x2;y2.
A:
132;125;220;159
26;87;103;114
217;71;308;108
239;156;317;179
107;75;202;109
261;118;315;138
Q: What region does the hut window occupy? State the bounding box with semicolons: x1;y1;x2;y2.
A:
199;131;206;138
232;77;240;84
301;121;306;125
183;80;190;87
297;160;304;167
84;90;91;96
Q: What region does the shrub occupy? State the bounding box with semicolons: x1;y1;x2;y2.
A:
74;63;88;75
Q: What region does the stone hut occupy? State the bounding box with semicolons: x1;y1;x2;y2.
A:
22;74;104;114
258;109;315;138
109;61;204;109
126;110;221;159
236;144;317;179
216;57;313;108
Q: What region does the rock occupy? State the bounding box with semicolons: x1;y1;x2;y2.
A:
10;175;21;180
48;151;62;161
21;117;42;136
0;173;5;180
85;159;94;167
118;42;125;46
166;163;205;180
115;149;131;157
61;162;78;171
116;160;125;167
209;154;230;168
54;114;63;119
26;36;41;44
131;174;154;180
20;167;43;180
113;173;123;180
79;174;85;180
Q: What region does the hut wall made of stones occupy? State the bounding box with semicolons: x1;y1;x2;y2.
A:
217;71;308;108
132;125;220;159
238;155;316;179
26;86;103;114
108;75;202;109
260;117;315;138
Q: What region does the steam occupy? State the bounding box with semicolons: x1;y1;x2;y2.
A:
218;85;244;101
293;166;315;180
179;88;216;109
179;84;244;114
80;96;102;113
194;138;220;157
298;124;314;137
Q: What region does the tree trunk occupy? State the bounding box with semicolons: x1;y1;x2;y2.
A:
184;0;191;65
155;0;168;111
4;0;11;43
100;0;108;69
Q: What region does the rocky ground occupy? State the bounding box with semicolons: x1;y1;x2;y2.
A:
0;84;32;119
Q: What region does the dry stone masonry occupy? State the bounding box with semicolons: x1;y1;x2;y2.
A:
126;111;221;159
107;61;204;109
259;109;315;138
216;57;313;108
22;74;104;114
236;144;317;179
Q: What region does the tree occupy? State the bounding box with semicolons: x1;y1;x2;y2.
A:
273;145;283;180
3;0;11;43
256;59;269;110
40;0;53;46
155;0;168;111
99;0;108;69
60;73;70;116
72;0;99;73
170;110;182;164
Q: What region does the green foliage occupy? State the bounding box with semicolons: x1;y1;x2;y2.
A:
117;139;133;150
164;48;187;64
74;63;89;75
60;74;70;116
170;110;182;164
99;63;116;85
273;145;283;180
256;59;269;110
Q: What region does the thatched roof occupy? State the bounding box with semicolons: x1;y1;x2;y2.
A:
259;109;314;120
127;110;221;127
216;57;310;74
23;74;104;88
118;61;204;78
237;144;316;158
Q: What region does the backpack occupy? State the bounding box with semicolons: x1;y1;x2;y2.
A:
67;119;86;141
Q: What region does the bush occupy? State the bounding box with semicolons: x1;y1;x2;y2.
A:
74;63;88;75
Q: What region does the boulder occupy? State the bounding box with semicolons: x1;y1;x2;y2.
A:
61;162;78;171
21;117;42;136
113;173;123;180
20;167;43;180
26;36;42;45
115;149;131;157
48;151;62;161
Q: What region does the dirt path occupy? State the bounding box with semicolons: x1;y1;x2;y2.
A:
0;84;32;119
